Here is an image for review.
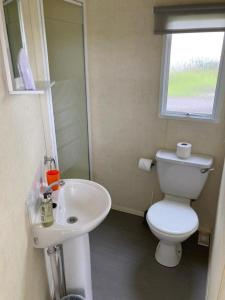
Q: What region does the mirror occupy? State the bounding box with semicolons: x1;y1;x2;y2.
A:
0;0;55;94
3;0;23;79
0;0;32;92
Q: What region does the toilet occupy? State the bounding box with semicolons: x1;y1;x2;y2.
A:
147;149;213;267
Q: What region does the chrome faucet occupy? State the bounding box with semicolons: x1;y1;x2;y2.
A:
43;180;66;196
44;155;57;169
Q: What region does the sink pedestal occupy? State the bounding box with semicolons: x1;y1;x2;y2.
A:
63;234;93;300
29;179;111;299
45;234;93;300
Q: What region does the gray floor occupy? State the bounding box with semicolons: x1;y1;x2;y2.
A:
90;210;208;300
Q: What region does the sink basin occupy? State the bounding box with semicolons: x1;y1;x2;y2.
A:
32;179;111;248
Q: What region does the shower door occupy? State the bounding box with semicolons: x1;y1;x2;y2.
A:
43;0;90;179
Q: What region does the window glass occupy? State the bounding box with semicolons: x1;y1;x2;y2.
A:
167;32;224;116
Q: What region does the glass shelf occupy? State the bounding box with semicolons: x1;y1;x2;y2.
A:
9;81;55;95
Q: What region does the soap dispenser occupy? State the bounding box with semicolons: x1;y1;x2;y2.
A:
40;192;54;227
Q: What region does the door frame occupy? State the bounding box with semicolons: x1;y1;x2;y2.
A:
37;0;93;178
206;158;225;299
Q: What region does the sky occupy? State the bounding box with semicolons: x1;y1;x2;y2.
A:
170;32;224;67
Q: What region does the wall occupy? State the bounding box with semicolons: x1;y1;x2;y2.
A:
0;0;49;299
206;159;225;299
86;0;225;232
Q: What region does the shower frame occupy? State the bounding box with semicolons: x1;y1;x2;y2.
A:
37;0;92;179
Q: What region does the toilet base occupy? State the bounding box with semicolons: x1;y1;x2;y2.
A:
155;241;182;267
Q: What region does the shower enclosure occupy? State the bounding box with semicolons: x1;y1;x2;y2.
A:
43;0;90;179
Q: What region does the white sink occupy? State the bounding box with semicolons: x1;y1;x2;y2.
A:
32;179;111;248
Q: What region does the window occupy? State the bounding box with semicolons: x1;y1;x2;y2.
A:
160;32;225;121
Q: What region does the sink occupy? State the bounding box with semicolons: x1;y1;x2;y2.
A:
31;179;111;248
28;178;111;299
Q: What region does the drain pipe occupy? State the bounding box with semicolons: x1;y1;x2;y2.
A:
47;245;66;300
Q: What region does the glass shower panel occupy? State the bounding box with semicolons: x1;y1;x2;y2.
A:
44;0;90;179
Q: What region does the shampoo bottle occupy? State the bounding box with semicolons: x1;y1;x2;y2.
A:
40;192;54;227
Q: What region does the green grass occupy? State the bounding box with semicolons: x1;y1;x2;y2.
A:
168;69;218;97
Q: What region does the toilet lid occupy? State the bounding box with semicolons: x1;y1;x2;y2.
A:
147;200;199;235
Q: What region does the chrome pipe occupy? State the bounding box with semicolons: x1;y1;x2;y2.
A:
56;245;67;297
47;245;66;300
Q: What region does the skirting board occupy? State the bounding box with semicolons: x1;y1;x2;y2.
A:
112;204;145;217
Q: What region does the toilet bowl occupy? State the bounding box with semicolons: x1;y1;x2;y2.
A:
147;149;213;267
147;197;199;267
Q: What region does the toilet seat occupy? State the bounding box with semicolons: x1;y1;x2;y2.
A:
147;199;199;236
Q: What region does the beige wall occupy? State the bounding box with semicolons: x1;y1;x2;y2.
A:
1;0;224;298
86;0;225;232
206;159;225;299
0;0;49;299
0;56;49;299
219;271;225;300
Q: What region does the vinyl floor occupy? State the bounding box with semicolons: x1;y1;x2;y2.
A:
90;210;208;300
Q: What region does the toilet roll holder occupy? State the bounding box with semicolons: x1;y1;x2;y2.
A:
152;159;156;167
138;158;156;172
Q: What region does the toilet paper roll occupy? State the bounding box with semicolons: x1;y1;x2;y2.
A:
138;158;153;172
176;142;192;159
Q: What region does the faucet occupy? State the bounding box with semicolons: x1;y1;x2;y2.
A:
44;155;57;169
43;180;66;196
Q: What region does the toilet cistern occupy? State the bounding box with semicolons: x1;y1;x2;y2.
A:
146;149;213;267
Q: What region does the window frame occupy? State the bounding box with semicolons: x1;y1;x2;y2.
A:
159;33;225;123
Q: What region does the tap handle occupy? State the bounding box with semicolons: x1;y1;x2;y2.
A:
43;191;52;199
44;155;57;169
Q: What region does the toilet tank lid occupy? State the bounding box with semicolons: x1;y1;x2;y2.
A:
156;150;213;168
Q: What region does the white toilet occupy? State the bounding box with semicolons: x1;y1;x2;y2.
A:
147;149;213;267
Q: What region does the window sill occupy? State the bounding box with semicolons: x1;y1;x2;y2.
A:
159;112;219;123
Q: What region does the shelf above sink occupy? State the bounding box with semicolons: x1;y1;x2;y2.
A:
9;81;55;95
